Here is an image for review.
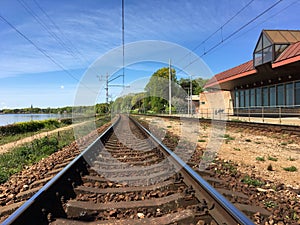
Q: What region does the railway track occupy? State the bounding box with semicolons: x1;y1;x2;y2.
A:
2;115;254;225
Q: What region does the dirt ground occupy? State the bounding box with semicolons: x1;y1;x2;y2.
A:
140;116;300;189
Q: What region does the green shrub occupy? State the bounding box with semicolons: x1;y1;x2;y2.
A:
283;166;297;172
241;175;264;187
268;156;278;161
256;156;265;161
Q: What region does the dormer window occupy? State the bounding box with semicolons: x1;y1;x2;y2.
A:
254;32;277;67
253;30;300;67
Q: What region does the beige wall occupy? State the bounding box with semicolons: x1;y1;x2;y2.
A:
198;91;233;117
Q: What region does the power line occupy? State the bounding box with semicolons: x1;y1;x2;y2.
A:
175;0;255;66
193;0;255;52
122;0;125;88
17;0;79;60
32;0;92;66
177;0;283;75
206;0;300;58
0;13;97;93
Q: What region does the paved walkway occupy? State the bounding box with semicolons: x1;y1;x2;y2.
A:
158;113;300;126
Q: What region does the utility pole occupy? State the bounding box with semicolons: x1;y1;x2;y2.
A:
169;59;172;115
190;74;193;115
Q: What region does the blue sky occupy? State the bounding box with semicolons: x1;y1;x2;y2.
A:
0;0;299;109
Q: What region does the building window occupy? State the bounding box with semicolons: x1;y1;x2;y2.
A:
295;81;300;105
286;83;294;106
240;90;245;108
250;89;255;107
256;88;262;107
277;84;284;106
269;86;276;106
235;91;239;108
245;89;250;107
262;87;269;106
254;33;273;67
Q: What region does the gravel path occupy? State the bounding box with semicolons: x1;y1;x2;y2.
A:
0;122;87;155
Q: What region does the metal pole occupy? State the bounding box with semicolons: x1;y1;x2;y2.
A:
169;59;172;115
190;75;192;115
187;89;190;116
106;73;109;104
279;107;281;124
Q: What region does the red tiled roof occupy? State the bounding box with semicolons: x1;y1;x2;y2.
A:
205;60;255;88
272;41;300;68
205;41;300;89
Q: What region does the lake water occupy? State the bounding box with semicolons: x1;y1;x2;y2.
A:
0;114;70;126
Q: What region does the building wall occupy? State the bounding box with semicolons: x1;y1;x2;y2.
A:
199;91;233;117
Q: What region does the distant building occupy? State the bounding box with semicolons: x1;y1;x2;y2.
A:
202;30;300;117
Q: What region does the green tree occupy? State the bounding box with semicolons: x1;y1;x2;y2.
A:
144;67;177;113
178;77;208;95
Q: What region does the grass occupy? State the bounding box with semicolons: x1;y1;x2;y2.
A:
167;125;172;128
264;200;277;208
0;119;70;146
0;115;111;184
223;134;235;144
280;142;288;146
283;166;297;172
0;129;75;184
233;147;241;151
256;156;265;161
267;156;278;161
241;175;264;187
198;139;206;142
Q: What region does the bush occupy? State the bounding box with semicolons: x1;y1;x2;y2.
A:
0;119;65;136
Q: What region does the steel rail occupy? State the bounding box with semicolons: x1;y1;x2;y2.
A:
2;116;121;225
130;116;255;225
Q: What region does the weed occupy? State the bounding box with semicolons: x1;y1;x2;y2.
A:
222;162;237;174
280;142;288;146
264;201;277;208
167;125;172;128
267;156;278;161
256;156;265;161
198;139;206;142
224;134;235;140
255;141;261;144
283;166;297;172
233;147;241;151
241;175;264;187
287;156;296;161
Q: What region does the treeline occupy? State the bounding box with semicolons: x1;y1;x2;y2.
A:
0;103;110;115
111;67;208;114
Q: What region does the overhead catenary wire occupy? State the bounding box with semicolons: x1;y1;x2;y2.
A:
17;0;79;60
176;0;284;75
0;13;97;94
174;0;255;66
203;0;300;59
32;0;94;67
122;0;125;88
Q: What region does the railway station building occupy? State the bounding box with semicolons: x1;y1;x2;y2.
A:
201;30;300;117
